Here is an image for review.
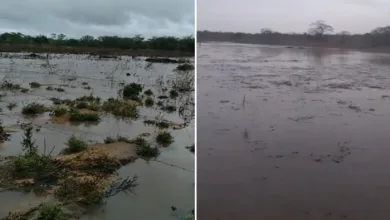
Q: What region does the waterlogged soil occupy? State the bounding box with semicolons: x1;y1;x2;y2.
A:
0;53;194;219
197;42;390;220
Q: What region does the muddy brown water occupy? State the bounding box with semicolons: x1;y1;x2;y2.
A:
0;53;194;219
197;43;390;220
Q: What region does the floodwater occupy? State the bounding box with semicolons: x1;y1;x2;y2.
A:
0;53;194;219
197;42;390;220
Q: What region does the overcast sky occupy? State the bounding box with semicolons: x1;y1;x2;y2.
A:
198;0;390;34
0;0;194;38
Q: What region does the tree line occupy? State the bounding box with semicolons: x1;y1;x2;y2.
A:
198;20;390;49
0;32;194;52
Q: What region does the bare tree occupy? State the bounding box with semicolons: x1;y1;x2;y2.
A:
308;20;334;36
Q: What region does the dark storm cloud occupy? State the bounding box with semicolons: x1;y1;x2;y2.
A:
198;0;390;34
0;0;194;37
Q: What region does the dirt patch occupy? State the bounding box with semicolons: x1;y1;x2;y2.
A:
56;141;137;164
123;99;141;106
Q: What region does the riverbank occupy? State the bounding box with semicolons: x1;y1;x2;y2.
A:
0;44;194;57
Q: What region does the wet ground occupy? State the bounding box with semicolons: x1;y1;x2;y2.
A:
197;42;390;220
0;53;194;219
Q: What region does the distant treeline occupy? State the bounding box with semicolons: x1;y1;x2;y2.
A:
198;21;390;49
0;32;194;53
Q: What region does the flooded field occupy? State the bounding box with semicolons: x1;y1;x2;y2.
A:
0;53;194;219
197;42;390;220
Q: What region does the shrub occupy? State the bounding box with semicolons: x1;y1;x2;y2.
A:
176;63;194;71
76;95;101;103
29;82;41;88
20;88;29;93
169;90;179;98
7;102;17;110
76;102;89;109
22;103;46;115
0;82;21;90
69;110;100;122
162;105;177;113
134;137;159;158
186;144;195;153
144;89;153;96
104;136;116;144
13;154;51;176
123;83;143;100
117;135;131;143
37;204;68;220
64;135;87;154
156;131;174;146
55;176;105;204
156;121;169;129
53;107;68;117
55;87;65;92
102;99;138;118
144;97;154;107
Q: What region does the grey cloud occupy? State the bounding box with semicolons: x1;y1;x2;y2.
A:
0;0;194;37
198;0;390;34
